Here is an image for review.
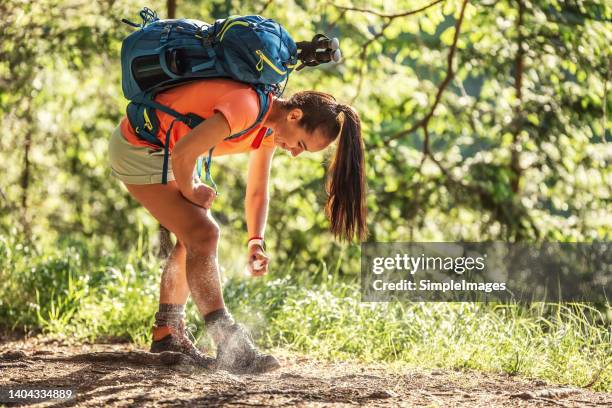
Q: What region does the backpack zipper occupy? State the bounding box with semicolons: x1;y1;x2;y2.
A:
255;49;286;75
143;108;154;131
252;25;297;71
218;20;250;41
217;18;293;75
217;15;239;35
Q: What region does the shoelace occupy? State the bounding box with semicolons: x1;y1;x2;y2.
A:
182;321;198;343
176;321;200;354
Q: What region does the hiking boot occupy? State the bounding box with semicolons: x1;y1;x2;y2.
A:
150;321;214;367
213;323;280;374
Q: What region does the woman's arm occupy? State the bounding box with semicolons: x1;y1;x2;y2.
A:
172;112;230;206
245;144;275;276
245;144;275;239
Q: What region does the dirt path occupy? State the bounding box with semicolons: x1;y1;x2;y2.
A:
0;336;610;407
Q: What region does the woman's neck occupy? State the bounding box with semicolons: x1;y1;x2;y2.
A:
263;98;286;129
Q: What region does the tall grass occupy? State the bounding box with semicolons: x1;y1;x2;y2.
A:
226;269;611;391
0;232;158;344
0;232;610;391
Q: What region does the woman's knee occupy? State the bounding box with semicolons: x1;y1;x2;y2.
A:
180;218;220;254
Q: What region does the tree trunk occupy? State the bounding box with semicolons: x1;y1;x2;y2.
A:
167;0;176;19
510;0;525;194
156;0;178;259
20;130;31;238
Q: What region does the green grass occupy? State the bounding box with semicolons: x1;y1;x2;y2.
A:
1;233;610;391
226;273;611;391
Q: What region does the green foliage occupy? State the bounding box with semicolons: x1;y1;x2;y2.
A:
0;0;610;391
226;273;611;391
0;231;160;343
1;235;609;390
0;0;609;269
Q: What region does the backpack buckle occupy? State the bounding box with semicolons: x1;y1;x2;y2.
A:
160;24;172;46
182;113;204;128
199;31;215;47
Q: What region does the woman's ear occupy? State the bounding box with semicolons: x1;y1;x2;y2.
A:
287;108;303;122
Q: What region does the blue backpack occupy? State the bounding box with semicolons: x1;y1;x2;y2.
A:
120;8;299;187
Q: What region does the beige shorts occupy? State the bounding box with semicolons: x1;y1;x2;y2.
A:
108;125;175;185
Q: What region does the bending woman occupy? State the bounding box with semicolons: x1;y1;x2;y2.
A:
108;78;367;373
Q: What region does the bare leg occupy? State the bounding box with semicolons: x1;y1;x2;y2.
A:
124;181;225;316
159;241;190;305
123;181;278;373
186;248;225;316
183;210;225;315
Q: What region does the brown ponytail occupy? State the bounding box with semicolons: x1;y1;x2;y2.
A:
282;92;368;242
325;104;368;242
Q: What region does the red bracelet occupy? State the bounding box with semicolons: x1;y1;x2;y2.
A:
247;237;265;251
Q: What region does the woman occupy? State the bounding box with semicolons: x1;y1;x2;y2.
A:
108;78;367;374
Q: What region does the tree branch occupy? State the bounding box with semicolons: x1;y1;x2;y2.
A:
359;0;538;239
421;126;450;176
387;0;469;143
603;56;610;143
325;7;347;32
331;0;447;102
0;185;17;213
333;0;445;19
346;0;447;103
257;0;274;15
510;0;525;193
350;18;393;103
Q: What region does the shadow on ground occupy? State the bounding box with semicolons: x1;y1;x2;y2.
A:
0;336;610;407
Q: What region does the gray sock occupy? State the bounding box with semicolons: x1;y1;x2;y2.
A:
154;303;185;328
204;308;235;344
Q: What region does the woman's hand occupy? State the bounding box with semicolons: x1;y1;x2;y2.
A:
247;244;270;277
187;183;216;209
171;112;230;206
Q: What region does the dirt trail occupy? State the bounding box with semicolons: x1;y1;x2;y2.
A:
0;336;610;407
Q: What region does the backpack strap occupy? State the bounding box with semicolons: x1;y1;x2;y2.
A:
131;87;271;189
131;94;205;185
195;87;273;188
162;118;179;185
196;147;218;193
160;24;172;46
131;95;204;128
126;103;164;149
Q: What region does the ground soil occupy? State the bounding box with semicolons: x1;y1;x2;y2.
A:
0;334;610;407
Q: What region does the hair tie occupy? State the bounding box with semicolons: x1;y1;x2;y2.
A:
336;110;345;138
